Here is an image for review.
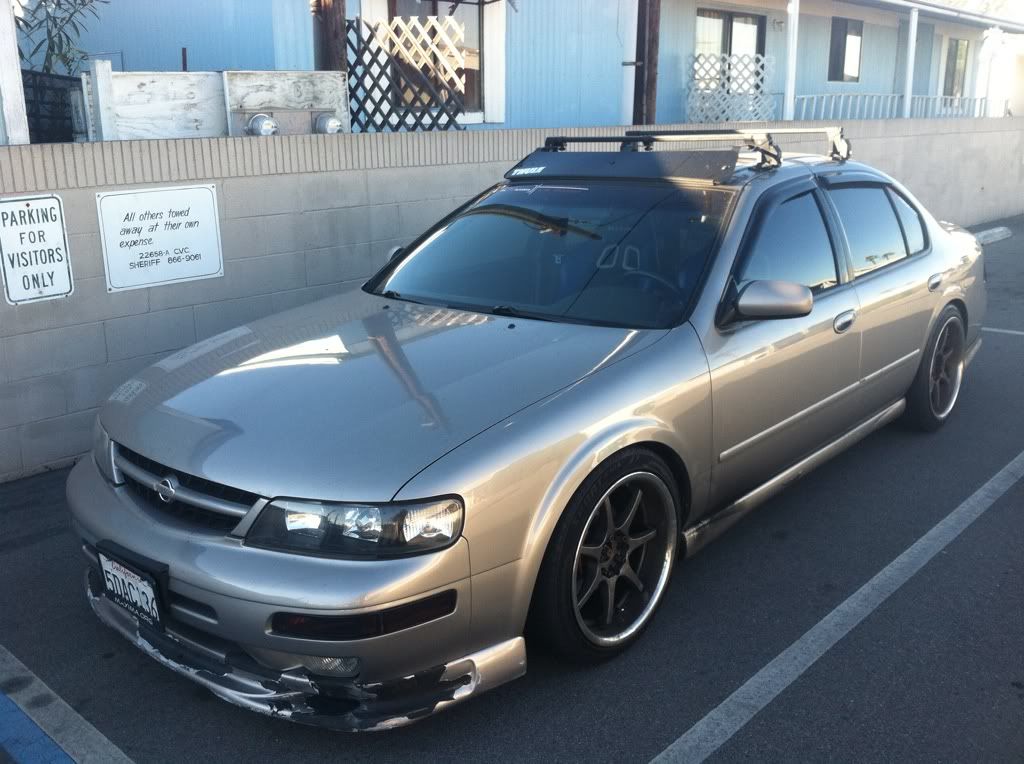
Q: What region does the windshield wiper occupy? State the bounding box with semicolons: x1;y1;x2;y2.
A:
463;205;602;240
487;305;560;322
380;289;425;305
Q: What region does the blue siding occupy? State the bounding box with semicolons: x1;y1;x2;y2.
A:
656;4;945;122
656;0;693;124
502;0;632;128
25;0;957;128
894;21;938;95
657;0;788;123
793;16;899;96
56;0;313;72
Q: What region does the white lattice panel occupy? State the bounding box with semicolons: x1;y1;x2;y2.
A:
687;53;775;123
374;16;467;95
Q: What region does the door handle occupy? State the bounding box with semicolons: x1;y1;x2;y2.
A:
928;273;943;292
833;310;857;334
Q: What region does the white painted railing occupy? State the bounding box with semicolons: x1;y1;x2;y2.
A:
794;93;1004;121
909;95;992;118
794;93;902;120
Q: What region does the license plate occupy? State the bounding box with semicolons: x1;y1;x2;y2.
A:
98;553;162;628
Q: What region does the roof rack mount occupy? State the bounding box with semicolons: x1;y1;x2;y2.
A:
542;127;852;169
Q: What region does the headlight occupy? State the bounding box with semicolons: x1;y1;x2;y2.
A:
245;497;463;558
92;418;122;485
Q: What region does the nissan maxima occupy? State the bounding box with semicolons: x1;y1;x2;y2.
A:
67;129;985;730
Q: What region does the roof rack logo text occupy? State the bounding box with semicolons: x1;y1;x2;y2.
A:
511;166;544;176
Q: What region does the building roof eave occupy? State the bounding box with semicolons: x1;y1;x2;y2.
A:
850;0;1024;35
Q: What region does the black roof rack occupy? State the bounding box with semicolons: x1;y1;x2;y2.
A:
541;127;851;169
504;148;742;184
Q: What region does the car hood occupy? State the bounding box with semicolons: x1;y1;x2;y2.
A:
101;288;665;501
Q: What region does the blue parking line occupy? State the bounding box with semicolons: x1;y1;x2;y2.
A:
0;693;72;764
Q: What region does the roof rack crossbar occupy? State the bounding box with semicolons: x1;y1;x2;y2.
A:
543;126;852;169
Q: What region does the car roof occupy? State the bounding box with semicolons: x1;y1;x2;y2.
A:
504;128;872;191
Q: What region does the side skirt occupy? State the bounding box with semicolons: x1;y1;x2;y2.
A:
683;399;906;559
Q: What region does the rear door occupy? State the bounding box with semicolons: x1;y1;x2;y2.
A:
821;180;937;414
700;179;863;507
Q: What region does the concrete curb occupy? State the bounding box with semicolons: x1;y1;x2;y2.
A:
975;227;1013;246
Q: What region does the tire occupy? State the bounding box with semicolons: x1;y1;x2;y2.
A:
528;447;681;663
905;305;967;432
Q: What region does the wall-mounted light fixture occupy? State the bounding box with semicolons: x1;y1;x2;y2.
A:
315;113;344;134
246;113;279;136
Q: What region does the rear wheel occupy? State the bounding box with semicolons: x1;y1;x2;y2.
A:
530;448;680;662
906;305;966;431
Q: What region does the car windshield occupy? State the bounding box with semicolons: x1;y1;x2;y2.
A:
366;181;732;329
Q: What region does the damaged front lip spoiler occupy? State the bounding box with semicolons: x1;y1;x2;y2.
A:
86;579;526;731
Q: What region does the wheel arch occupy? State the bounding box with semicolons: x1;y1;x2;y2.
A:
949;297;968;327
635;440;692;527
515;426;694;633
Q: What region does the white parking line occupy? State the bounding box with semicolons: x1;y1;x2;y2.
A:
0;642;133;763
652;448;1024;764
983;327;1024;337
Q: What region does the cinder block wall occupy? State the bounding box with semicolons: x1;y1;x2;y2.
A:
1;118;1022;482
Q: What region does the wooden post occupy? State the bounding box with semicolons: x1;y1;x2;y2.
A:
0;0;29;144
632;0;661;125
644;0;660;124
319;0;348;72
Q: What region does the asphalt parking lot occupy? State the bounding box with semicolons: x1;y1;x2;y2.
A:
2;216;1023;763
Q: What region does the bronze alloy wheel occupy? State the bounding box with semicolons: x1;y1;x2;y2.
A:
570;471;677;646
928;315;966;420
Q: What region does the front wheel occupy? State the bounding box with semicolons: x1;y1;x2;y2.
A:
529;448;680;662
906;305;966;431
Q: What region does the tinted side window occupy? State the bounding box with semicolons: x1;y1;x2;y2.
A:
739;192;838;292
888;189;927;255
829;186;908;277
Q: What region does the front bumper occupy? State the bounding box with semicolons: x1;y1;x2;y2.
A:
85;573;525;731
67;456;527;729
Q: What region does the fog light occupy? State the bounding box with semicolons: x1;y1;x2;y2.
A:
315;113;343;134
246;113;279;136
297;655;360;678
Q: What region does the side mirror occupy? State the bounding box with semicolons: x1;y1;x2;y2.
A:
734;280;813;320
387;245;404;263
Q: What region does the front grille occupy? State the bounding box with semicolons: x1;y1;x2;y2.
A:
117;447;260;533
123;481;243;532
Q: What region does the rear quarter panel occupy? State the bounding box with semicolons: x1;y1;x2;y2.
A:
936;219;986;347
875;178;985;348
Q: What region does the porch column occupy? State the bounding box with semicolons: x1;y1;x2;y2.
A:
981;27;1005;117
0;0;29;145
902;7;919;118
783;0;800;120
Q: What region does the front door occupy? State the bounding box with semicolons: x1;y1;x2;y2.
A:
699;181;863;507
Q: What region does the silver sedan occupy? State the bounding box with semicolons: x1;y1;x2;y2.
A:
67;132;985;730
